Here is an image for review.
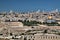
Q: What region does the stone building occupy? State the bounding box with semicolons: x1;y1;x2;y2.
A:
22;33;60;40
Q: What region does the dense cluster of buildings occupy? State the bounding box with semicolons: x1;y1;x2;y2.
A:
0;9;60;40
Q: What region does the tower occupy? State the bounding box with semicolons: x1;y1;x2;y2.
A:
55;9;58;12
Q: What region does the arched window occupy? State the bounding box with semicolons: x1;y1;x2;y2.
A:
28;39;30;40
46;36;47;39
51;36;52;39
53;36;54;39
56;36;57;39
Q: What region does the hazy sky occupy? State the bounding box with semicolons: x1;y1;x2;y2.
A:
0;0;60;12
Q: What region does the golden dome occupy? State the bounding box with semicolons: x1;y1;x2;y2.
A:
48;16;52;19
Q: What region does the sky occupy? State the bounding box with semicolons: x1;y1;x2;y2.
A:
0;0;60;12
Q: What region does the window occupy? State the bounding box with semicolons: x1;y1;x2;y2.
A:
31;36;32;38
41;36;42;39
53;36;54;39
24;37;27;40
46;36;47;39
51;36;52;39
33;39;34;40
48;36;50;39
43;36;45;39
34;36;35;38
56;36;57;39
28;39;30;40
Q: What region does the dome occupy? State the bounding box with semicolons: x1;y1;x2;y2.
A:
48;16;52;19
